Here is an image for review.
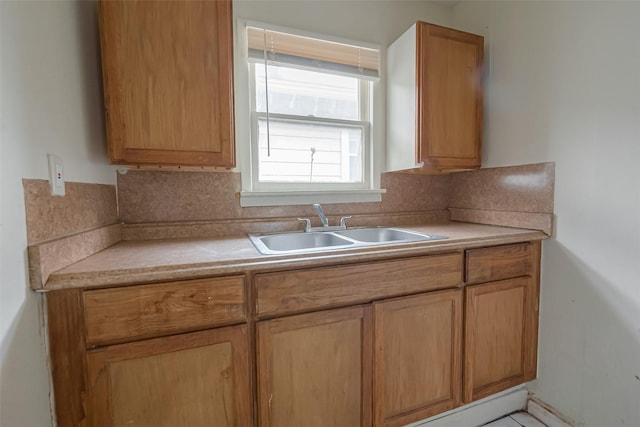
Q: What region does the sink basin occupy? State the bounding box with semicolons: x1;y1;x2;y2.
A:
250;232;355;254
249;227;447;255
334;227;442;243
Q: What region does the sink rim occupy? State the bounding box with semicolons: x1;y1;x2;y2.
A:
255;231;355;253
248;227;447;255
333;227;437;243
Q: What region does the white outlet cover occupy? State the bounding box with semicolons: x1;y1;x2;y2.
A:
47;154;65;196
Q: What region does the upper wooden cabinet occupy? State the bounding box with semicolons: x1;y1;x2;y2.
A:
99;0;235;167
387;22;483;173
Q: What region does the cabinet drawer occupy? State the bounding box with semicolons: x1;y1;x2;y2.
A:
256;253;463;318
466;243;533;284
84;276;246;346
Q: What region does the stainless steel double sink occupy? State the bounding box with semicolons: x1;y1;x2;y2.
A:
249;227;447;255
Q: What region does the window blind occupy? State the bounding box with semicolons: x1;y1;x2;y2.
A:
247;26;380;80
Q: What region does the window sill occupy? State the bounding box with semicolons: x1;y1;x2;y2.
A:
239;189;386;207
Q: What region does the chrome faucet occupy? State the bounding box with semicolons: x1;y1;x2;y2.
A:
313;203;329;227
297;204;351;232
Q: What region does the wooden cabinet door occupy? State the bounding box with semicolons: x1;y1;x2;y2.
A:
373;289;463;427
257;306;372;427
99;0;235;167
87;325;250;427
417;22;483;171
464;277;538;402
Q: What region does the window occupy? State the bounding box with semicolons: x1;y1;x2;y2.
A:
238;23;385;206
253;66;366;185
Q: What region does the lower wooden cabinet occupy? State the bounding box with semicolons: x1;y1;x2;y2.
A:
256;289;466;427
46;242;542;427
256;306;373;427
463;276;539;403
86;325;251;427
462;242;540;403
373;290;463;427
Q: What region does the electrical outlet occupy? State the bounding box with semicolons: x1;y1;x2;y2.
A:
47;154;65;196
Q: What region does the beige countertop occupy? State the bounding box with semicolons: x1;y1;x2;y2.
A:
44;221;548;291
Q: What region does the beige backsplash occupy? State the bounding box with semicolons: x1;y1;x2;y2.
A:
116;171;451;224
449;162;555;213
24;162;555;288
23;179;118;245
23;180;121;289
448;162;555;234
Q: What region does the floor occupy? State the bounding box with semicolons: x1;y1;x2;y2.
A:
483;411;548;427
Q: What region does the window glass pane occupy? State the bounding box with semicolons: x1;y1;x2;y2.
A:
257;118;363;183
255;65;359;120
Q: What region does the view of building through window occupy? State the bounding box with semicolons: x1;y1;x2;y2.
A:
253;64;367;184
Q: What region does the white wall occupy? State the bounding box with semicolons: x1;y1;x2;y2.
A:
0;1;115;425
452;2;640;426
233;0;452;46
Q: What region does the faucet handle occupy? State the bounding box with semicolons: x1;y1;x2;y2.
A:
339;216;352;228
297;218;311;232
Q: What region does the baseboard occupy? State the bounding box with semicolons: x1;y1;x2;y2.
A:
406;386;528;427
527;394;575;427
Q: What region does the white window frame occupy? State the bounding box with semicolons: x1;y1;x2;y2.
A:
234;20;385;207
